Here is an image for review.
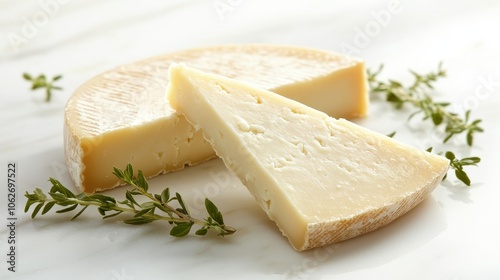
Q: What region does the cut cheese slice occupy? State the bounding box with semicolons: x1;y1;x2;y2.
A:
65;44;368;193
166;63;450;251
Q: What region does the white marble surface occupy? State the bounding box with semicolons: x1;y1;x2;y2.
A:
1;0;500;279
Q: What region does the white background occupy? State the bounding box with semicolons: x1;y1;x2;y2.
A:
1;0;500;279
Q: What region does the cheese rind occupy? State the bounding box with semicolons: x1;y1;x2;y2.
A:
64;44;368;192
166;63;450;251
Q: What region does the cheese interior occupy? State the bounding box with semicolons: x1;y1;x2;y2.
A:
64;44;368;192
167;63;450;251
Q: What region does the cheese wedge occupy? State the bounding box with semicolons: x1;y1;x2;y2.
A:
65;45;368;193
167;63;450;251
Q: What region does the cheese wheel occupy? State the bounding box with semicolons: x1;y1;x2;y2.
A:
64;44;368;192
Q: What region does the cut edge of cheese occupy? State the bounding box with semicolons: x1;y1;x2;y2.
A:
64;44;368;192
271;60;367;118
166;63;450;251
64;115;215;192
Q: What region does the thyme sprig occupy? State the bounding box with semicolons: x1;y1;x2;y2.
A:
368;63;482;186
24;164;236;237
368;63;484;146
22;73;63;102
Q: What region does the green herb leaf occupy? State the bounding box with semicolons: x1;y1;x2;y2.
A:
136;170;148;192
42;201;56;215
56;204;78;214
31;203;44;219
140;201;155;210
205;198;224;225
97;207;106;216
455;169;471;186
466;131;473;146
124;163;134;182
124;216;155;225
176;192;190;216
23;73;32;80
195;228;208;236
71;205;89;220
89;194;116;204
160;188;170;204
112;167;125;180
170;222;193;237
431;113;443;125
445;151;456;160
134;208;151;218
460;157;481;165
386;131;396;138
124;191;139;207
103;211;123;219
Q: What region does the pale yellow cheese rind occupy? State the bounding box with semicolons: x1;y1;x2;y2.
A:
166;63;450;251
64;44;368;193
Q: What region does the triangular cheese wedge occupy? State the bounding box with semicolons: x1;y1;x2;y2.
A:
167;63;449;251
